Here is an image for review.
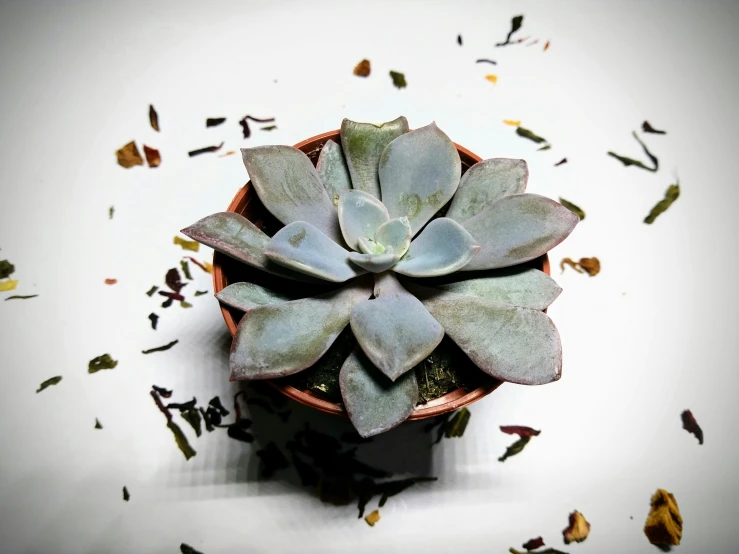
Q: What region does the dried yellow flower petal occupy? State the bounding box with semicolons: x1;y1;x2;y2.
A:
644;489;682;547
485;74;498;84
364;509;381;527
563;510;591;544
116;141;144;169
503;119;521;126
173;237;200;252
0;280;18;292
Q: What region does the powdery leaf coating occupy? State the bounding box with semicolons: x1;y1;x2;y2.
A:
215;282;293;312
348;251;398;273
230;276;373;380
340;117;409;199
374;217;411;258
265;221;366;283
462;193;579;270
241;145;342;243
393;218;479;278
379;123;462;237
338;190;390;251
350;273;444;381
408;284;562;385
340;347;419;438
180;212;310;282
435;268;562;310
446;158;528;223
316;140;352;207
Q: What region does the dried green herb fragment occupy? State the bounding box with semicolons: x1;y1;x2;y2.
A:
389;71;407;89
180;301;193;308
116;141;144;168
645;183;679;224
538;144;551;151
260;125;277;131
353;59;371;77
496;15;524;46
161;298;173;308
149;104;159;131
681;409;703;445
188;142;224;157
194;290;208;296
142;340;178;354
146;285;158;297
151;389;197;460
632;131;659;170
95;418;103;429
516;126;547;144
180;408;202;437
4;295;37;300
88;354;118;374
445;408;471;438
476;58;497;65
227;418;254;442
180;260;193;280
642;121;666;135
499;435;531;462
365;510;381;526
199;407;214;432
559;198;585;220
180;544;204;554
555;158;568;167
36;376;62;393
122;486;130;501
173;236;200;252
109;206;114;219
607;152;652;170
0;260;15;279
206;117;226;127
256;442;289;478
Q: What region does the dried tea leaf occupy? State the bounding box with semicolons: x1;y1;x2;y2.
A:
168;420;196;460
681;409;703;445
146;286;159;297
500;425;541;437
206;117;226;127
161;298;173;308
159;291;184;302
239;115;276;139
165;268;185;293
95;418;103;429
153;385;172;398
180;301;192;308
104;278;117;285
256;442;289;478
180;408;202;437
353;59;371;77
645;183;679;224
116;141;144;169
544;40;551;51
227;419;254;443
208;396;229;416
149;104;159;131
560;257;600;276
510;549;568;554
477;59;497;65
445;408;471;438
389;70;407;89
632;131;659;170
122;486;130;501
181;544;204;554
5;295;37;300
0;260;15;279
109;206;114;219
485;74;498;84
559;198;585;220
36;376;62;393
516;126;547;144
142;340;178;354
188;142;224;157
538;145;551;151
365;510;381;527
144;145;161;168
496;15;524;46
499;436;531;462
554;158;568;167
0;280;18;291
260;125;277;131
457;34;462;46
186;257;210;272
88;354;118;374
644;489;682;547
522;537;545;550
559;257;581;274
148;313;159;330
607;152;652;171
642;121;666;135
563;510;591;544
173;236;200;252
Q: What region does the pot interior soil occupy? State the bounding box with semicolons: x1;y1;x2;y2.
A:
213;130;550;420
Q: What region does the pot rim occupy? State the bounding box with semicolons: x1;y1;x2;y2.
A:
212;129;550;420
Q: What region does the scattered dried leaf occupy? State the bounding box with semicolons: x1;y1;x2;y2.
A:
642;121;666;135
260;125;277;131
239;115;276;139
165;268;185;293
0;280;18;292
146;285;159;296
150;389;196;460
186;257;210;272
510;549;568;554
153;385;172;398
445;408;471;438
159;291;184;302
5;294;37;301
188;142;224;157
149;105;159;132
36;376;62;393
563;510;591;544
644;183;679;224
544;40;551;51
681;409;703;445
144;145;161;168
95;418;103;429
149;313;159;330
0;260;15;279
109;206;114;219
206;117;226;127
559;198;585;220
522;537;545;550
644;489;682;547
554;157;568;167
516;127;547;144
353;59;371;77
476;58;498;65
457;34;462;46
88;354;118;374
180;260;193;280
180;301;193;308
390;70;407;89
104;278;117;285
500;426;541;437
365;510;381;527
496;15;524;46
142;340;178;354
560;257;600;276
499;436;531;462
180;544;204;554
174;237;200;252
194;290;208;297
122;486;130;502
227;418;254;443
116;141;144;169
608;131;658;172
485;74;498;85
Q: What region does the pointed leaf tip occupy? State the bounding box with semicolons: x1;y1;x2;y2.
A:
394;218;479;277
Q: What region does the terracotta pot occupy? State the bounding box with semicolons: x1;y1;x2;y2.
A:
212;130;551;421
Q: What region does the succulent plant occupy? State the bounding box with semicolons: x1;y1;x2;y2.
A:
182;117;578;437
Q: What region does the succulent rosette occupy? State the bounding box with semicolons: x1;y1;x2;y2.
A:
182;117;578;437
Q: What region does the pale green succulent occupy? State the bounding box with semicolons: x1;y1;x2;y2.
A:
182;117;578;437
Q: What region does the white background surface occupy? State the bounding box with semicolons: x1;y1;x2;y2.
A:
1;1;739;553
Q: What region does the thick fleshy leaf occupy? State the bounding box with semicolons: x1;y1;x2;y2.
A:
378;122;461;237
340;117;409;198
215;282;293;312
180;212;311;282
462;193;579;270
264;221;365;283
348;251;398;273
393;218;480;277
407;284;562;385
446;158;528;223
340;347;419;438
241;145;342;243
316;139;351;206
337;190;389;251
357;237;385;255
374;217;411;258
435;268;562;310
230;277;373;379
350;273;443;381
